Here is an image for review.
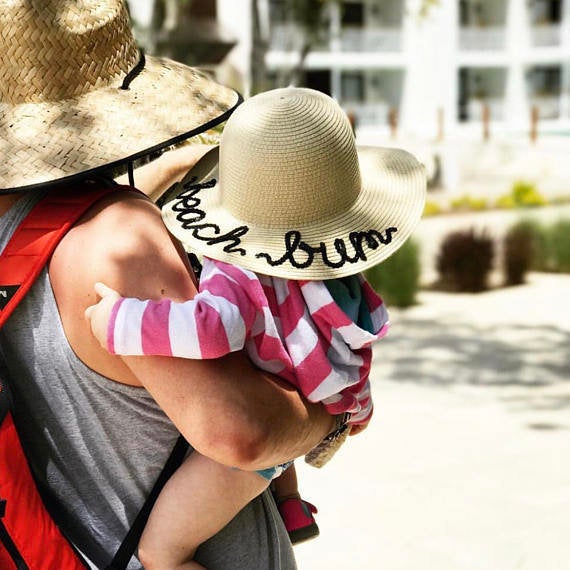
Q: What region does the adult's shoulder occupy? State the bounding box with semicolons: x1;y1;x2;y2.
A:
58;185;195;299
81;187;163;246
48;186;196;384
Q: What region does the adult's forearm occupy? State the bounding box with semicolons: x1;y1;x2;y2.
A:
125;351;335;471
234;370;336;471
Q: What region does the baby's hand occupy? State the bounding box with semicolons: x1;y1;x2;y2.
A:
85;282;122;349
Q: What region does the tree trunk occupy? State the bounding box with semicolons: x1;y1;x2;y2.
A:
251;0;269;95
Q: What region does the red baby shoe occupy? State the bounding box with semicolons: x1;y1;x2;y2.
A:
278;498;320;544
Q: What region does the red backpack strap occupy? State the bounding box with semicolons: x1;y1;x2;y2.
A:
0;184;126;328
0;182;188;570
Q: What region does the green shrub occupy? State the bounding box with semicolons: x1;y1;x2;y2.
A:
510;219;552;272
450;194;488;212
503;222;535;285
495;181;547;210
550;195;570;206
511;181;546;207
495;194;516;209
436;229;494;292
365;239;421;308
423;200;443;217
548;220;570;273
468;197;488;211
450;195;470;211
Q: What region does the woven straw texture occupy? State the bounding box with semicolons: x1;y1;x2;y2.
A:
0;0;240;191
162;88;427;280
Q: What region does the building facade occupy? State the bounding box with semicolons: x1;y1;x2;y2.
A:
218;0;570;140
127;0;570;194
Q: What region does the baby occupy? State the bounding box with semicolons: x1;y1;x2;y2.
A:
86;87;426;569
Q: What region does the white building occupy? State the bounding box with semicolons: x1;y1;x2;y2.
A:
218;0;570;138
216;0;570;195
129;0;570;195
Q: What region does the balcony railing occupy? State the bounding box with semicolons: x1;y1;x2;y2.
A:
340;27;403;52
341;101;391;127
459;26;506;51
269;24;403;53
530;24;561;47
466;97;506;121
270;23;320;51
529;95;561;119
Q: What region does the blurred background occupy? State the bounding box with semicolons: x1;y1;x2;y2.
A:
126;1;569;568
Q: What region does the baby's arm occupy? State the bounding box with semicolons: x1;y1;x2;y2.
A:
85;280;255;359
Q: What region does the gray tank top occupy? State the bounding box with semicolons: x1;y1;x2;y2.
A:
0;191;295;569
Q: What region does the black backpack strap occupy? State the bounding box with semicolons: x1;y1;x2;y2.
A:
105;435;189;570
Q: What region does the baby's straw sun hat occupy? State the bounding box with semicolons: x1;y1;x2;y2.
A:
0;0;240;193
162;87;427;280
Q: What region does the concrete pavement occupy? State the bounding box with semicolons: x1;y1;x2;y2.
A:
293;273;570;570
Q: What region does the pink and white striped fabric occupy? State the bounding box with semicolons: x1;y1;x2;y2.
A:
107;258;389;424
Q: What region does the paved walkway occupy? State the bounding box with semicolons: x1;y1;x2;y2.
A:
294;273;570;570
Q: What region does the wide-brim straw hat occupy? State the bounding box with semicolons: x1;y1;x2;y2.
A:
0;0;240;193
162;87;427;280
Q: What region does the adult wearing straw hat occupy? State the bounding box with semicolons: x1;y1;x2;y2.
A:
0;1;334;568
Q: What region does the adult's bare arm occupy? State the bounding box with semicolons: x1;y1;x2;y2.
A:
50;191;334;471
125;351;333;470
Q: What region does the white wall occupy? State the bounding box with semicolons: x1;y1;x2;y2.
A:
223;0;570;134
217;0;253;94
127;0;154;27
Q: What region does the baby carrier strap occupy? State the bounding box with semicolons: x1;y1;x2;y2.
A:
0;184;188;569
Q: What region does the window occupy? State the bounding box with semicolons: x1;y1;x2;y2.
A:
303;70;332;96
342;2;364;27
341;72;364;102
529;66;561;94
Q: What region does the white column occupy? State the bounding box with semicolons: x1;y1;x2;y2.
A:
561;0;570;118
561;63;570;120
329;0;341;52
217;0;253;96
331;68;342;102
562;0;570;45
329;0;342;101
505;0;529;130
399;0;445;137
442;0;459;137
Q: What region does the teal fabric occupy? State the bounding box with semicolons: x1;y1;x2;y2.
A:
324;275;375;333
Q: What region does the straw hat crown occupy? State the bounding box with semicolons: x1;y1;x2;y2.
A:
0;0;138;104
162;87;427;280
220;88;361;227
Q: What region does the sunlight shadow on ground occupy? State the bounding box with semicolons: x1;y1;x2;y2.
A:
376;319;570;388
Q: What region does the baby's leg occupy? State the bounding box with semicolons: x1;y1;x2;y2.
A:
271;462;300;502
138;452;269;570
